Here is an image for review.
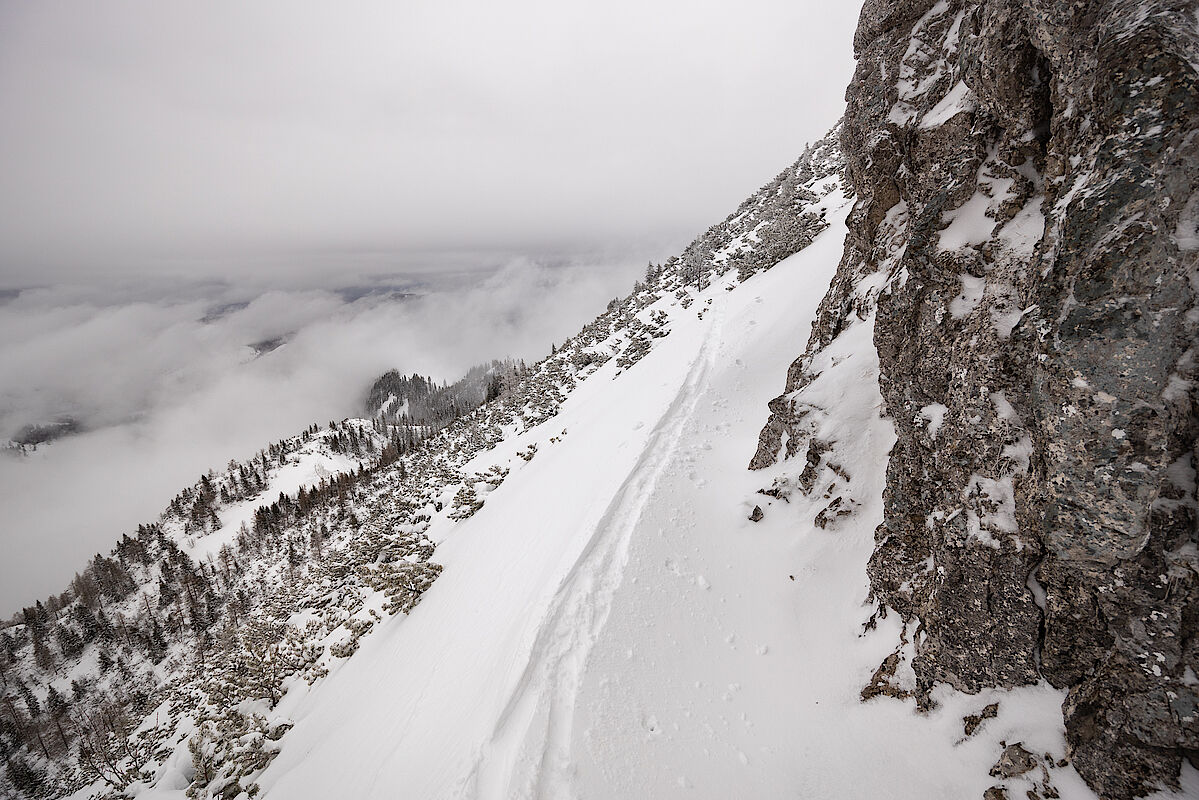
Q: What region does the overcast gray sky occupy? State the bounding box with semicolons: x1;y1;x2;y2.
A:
0;0;861;283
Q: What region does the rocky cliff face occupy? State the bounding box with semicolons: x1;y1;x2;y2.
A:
755;0;1199;796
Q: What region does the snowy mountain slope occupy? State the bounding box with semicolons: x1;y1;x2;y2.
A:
5;2;1196;796
250;203;1116;800
253;198;856;800
364;360;525;430
253;99;1197;794
0;419;424;798
8;51;1190;792
0;133;846;799
183;427;370;563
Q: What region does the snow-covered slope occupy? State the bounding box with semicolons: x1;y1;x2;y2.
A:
9;92;1192;795
0;133;848;800
241;202;1108;800
252;203;856;798
246;199;848;799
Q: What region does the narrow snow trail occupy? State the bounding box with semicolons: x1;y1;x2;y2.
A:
459;206;902;799
465;286;728;799
494;208;1101;799
512;231;940;797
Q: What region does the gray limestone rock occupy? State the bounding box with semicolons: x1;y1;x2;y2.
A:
753;0;1199;795
991;743;1039;779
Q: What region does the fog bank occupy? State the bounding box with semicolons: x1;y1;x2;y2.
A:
0;257;643;613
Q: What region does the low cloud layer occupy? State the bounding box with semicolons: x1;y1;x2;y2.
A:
0;257;643;613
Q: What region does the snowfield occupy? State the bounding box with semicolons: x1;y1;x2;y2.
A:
228;204;1146;799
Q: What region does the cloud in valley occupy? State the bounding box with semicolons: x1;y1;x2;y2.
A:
0;258;642;612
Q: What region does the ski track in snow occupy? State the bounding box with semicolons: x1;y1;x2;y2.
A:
466;285;728;799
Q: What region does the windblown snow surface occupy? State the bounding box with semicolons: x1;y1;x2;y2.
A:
138;204;1130;799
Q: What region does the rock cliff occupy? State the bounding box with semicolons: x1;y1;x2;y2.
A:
754;0;1199;796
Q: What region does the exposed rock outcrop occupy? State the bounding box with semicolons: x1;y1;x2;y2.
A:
755;0;1199;795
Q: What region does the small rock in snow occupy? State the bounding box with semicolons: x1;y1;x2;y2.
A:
989;742;1038;778
963;702;999;736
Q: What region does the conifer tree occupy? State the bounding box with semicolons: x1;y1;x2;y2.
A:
55;625;83;661
5;756;47;798
32;635;55;674
46;685;66;716
72;605;100;643
18;683;40;718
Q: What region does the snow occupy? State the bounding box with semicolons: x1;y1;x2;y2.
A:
966;473;1018;541
888;1;953;126
241;204;1107;800
990;390;1020;423
377;394;410;418
949;273;986;318
920;80;975;129
1003;436;1034;471
990;304;1028;338
919;402;948;439
1175;192;1199;251
185;441;360;562
997;196;1046;256
938;190;998;252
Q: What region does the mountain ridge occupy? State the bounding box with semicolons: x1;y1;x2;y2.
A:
2;1;1196;795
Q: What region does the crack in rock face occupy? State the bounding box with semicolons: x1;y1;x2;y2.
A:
755;0;1199;795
